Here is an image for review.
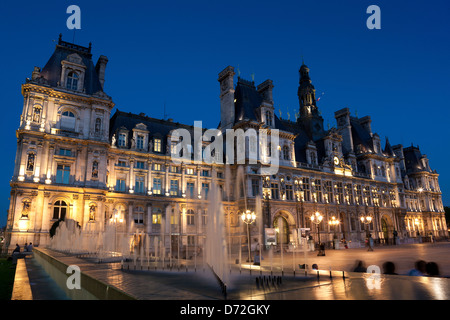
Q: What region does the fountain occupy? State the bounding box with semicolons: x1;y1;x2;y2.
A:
205;181;229;291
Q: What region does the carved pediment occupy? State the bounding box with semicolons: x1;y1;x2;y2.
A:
134;123;148;131
65;53;85;66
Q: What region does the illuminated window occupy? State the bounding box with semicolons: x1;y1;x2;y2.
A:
152;213;161;224
154;138;162;152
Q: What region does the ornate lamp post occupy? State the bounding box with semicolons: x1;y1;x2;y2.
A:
360;215;373;236
241;209;256;262
328;216;340;249
311;211;325;256
360;212;373;251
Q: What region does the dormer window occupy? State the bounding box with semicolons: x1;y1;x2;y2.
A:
118;133;127;147
154;138;162;152
66;71;79;90
136;135;144;149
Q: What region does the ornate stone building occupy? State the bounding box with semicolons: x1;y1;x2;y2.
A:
4;37;447;253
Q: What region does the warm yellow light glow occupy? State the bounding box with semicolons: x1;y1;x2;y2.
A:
18;218;29;232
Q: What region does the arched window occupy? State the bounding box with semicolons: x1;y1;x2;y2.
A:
66;71;79;90
61;110;76;130
53;200;68;220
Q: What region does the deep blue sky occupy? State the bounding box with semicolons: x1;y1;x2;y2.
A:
1;0;449;227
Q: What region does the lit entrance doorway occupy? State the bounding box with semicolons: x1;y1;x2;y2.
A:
273;216;289;244
381;216;392;244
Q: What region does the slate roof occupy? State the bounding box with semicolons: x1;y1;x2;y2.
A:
350;117;373;153
38;36;104;95
234;78;261;123
110;110;197;154
403;146;429;173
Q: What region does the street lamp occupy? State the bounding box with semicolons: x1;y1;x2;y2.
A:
241;209;256;262
311;211;325;256
360;213;373;251
328;216;340;249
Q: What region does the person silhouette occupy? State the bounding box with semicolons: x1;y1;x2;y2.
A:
425;262;440;277
382;261;397;275
408;260;427;276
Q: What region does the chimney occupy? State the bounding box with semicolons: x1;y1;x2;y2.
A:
95;55;109;89
218;66;235;131
359;116;372;137
257;79;274;104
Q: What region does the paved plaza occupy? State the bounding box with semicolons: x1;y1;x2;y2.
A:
21;241;450;300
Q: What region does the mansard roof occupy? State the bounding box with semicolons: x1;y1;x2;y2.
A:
403;145;430;173
234;77;262;123
350;117;373;153
38;35;104;95
110;110;197;153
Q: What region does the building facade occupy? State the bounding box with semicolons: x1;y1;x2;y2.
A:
4;37;448;253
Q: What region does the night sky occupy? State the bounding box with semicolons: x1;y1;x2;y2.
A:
1;0;449;226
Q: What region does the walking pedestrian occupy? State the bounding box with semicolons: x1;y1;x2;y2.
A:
367;234;374;251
